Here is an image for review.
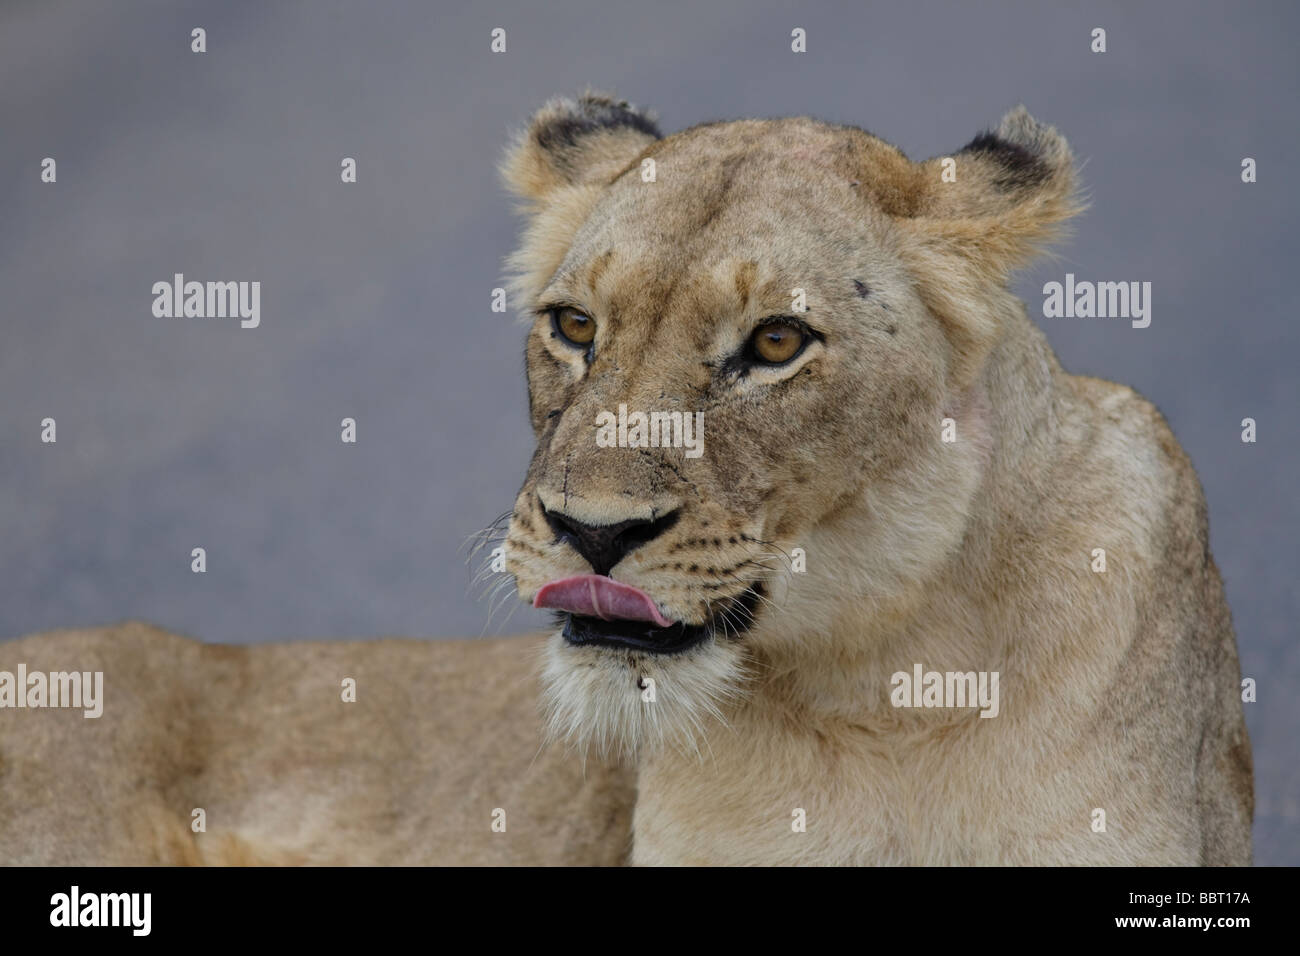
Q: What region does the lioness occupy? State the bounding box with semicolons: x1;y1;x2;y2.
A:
1;95;1252;866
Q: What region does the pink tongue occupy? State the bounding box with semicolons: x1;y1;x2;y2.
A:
534;575;674;627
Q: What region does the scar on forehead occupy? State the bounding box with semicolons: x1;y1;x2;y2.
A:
733;261;759;309
854;279;871;298
586;249;616;293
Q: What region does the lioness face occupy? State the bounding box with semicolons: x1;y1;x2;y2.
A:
499;97;1076;754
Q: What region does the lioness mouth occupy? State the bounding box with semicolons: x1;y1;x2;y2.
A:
534;574;762;654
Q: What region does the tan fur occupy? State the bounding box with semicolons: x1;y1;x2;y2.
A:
0;623;632;864
499;94;1252;865
2;96;1252;866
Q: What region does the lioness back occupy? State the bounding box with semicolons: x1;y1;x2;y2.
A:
0;622;633;865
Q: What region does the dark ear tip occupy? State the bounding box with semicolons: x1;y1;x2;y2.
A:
957;131;1049;189
531;93;661;152
957;107;1071;191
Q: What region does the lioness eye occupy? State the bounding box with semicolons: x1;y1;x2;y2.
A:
749;321;807;365
553;307;596;347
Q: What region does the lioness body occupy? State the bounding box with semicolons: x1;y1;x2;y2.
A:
2;97;1252;865
0;624;631;865
495;96;1251;865
632;332;1252;865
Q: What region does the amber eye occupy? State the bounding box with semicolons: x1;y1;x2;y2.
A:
749;321;807;365
552;307;596;347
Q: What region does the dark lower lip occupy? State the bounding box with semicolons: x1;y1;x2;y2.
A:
560;584;763;655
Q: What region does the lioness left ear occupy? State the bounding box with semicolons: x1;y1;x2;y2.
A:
898;106;1084;387
501;92;661;205
908;105;1081;277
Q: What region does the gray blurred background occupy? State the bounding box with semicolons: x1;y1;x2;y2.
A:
1;0;1295;863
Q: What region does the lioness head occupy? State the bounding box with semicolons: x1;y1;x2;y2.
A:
499;93;1079;755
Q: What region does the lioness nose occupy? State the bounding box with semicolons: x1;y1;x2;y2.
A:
542;504;680;577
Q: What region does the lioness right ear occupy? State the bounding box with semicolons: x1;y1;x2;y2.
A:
907;105;1083;278
501;92;661;205
897;107;1084;389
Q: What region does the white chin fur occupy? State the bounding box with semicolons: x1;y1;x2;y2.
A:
539;630;749;759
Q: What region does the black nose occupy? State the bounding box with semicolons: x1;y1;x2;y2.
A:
542;504;680;577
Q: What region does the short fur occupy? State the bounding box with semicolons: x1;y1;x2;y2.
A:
1;95;1252;865
499;94;1252;865
0;623;631;864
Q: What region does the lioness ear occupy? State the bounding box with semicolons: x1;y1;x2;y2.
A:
898;107;1083;388
909;105;1082;277
501;92;661;204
